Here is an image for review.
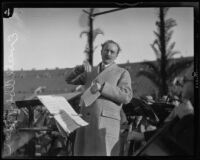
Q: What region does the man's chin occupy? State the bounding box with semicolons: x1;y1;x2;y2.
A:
103;60;112;64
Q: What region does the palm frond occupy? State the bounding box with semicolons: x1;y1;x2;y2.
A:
167;51;181;59
153;31;160;40
165;30;174;45
93;28;104;41
84;45;89;53
80;30;89;38
165;19;177;28
155;39;162;54
166;41;181;59
163;7;170;16
155;21;160;28
80;28;104;40
167;42;176;52
150;41;160;59
165;18;177;31
166;42;175;57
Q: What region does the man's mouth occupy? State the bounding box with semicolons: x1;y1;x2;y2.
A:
104;56;111;60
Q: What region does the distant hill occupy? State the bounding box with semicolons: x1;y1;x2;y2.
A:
3;56;193;107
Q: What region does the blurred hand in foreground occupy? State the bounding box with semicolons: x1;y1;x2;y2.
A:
83;60;92;73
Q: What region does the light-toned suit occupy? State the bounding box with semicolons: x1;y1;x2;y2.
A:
65;62;132;156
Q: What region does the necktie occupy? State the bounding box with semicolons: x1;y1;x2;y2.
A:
101;63;105;72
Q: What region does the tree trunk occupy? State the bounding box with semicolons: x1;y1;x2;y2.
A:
159;7;168;96
88;15;93;66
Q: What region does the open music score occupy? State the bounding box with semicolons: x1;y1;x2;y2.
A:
37;95;88;133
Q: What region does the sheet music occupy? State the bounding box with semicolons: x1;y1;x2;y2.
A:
37;95;88;133
81;86;101;107
54;112;79;133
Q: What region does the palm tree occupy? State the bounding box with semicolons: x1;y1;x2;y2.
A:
79;8;104;65
80;28;104;59
137;7;193;97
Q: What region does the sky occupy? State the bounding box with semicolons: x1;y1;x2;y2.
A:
3;7;194;71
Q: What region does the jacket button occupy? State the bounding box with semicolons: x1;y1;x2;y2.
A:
86;112;90;116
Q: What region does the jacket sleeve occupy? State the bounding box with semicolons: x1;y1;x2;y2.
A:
65;65;86;85
101;70;133;105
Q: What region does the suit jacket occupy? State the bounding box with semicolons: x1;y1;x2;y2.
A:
65;62;132;156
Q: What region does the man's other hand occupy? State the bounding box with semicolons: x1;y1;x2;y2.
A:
90;81;102;94
83;60;92;72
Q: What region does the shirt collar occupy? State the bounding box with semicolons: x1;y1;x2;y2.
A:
101;62;114;68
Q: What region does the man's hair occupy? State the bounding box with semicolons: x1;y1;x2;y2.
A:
101;40;121;54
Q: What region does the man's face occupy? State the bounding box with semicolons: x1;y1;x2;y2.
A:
101;43;118;65
182;80;193;100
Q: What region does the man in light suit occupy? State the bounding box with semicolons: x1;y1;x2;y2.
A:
65;40;133;156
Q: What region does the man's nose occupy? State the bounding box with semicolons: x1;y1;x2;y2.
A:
107;51;112;56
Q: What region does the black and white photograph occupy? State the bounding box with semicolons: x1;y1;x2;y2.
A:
2;2;199;158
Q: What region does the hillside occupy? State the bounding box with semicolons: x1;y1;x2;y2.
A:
4;56;193;107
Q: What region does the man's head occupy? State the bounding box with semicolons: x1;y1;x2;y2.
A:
181;64;194;103
101;40;121;65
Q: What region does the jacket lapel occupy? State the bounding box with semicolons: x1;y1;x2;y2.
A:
93;62;117;83
86;62;117;86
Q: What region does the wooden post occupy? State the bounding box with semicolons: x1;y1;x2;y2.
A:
88;14;93;66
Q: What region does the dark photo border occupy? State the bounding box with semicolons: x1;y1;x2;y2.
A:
1;1;199;159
